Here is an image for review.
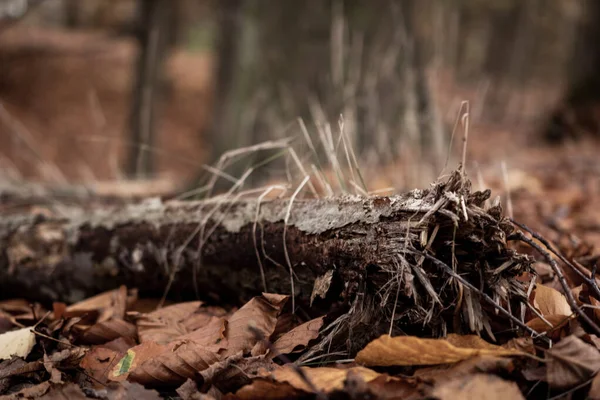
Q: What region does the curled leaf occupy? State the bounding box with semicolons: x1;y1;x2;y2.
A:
356;334;522;367
224;293;288;357
271;317;324;357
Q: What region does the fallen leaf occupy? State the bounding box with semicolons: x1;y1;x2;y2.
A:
0;327;36;360
502;337;536;354
179;316;227;351
52;303;67;320
80;346;124;385
205;355;276;394
432;373;524;400
223;293;288;357
546;335;600;389
110;340;220;387
271;317;324;357
4;381;51;399
414;355;514;383
590;372;600;400
355;334;522;366
39;383;88;399
79;318;137;345
533;285;572;316
105;381;162;400
527;285;573;331
0;357;43;380
271;365;383;393
135;301;203;344
232;379;304;400
65;286;136;322
176;378;203;400
360;375;423;400
0;299;31;315
43;353;63;384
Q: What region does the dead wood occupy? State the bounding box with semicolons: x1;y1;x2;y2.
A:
0;171;533;343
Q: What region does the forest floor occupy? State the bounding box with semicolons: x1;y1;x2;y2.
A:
2;26;600;400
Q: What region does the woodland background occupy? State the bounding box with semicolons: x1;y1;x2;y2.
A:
3;1;600;399
0;0;598;192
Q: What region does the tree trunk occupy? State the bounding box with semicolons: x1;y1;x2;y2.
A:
126;0;175;179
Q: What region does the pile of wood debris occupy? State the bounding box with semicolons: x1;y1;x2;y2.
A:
0;168;599;399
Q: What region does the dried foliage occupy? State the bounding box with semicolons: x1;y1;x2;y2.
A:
2;167;600;399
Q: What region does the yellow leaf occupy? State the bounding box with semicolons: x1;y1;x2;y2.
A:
271;365;382;393
355;334;523;367
532;285;572;318
433;373;524;400
526;285;573;332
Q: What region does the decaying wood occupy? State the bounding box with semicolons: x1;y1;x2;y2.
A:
0;171;532;340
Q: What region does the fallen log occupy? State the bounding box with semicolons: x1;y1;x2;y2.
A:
0;171;532;343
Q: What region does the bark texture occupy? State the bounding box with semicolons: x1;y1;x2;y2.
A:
0;172;531;338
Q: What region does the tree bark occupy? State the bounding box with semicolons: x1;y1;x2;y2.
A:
0;172;529;337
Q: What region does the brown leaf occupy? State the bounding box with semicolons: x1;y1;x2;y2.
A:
105;381;162;400
3;381;52;399
271;317;324;357
355;334;523;367
590;373;600;400
431;373;524;400
79;318;137;345
176;379;203;400
39;383;88;399
179;317;227;351
0;299;31;315
361;375;423;400
65;286;136;322
135;301;203;344
43;353;63;384
109;340;220;387
0;358;43;380
232;379;304;400
503;337;536;354
527;285;573;331
80;346;125;386
52;303;67;320
546;335;600;389
205;355;276;394
223;293;288;357
533;285;572;316
414;355;514;384
270;365;383;393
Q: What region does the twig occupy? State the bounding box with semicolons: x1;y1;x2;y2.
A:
510;219;600;300
284;176;311;313
511;231;600;337
418;251;549;343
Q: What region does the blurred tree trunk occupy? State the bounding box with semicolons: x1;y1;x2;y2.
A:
544;0;600;142
199;0;447;191
125;0;176;179
206;0;248;180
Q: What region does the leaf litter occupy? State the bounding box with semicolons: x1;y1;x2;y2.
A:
3;164;600;399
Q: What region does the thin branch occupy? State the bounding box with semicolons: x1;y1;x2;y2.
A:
510;218;600;300
511;231;600;337
418;251;549;343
